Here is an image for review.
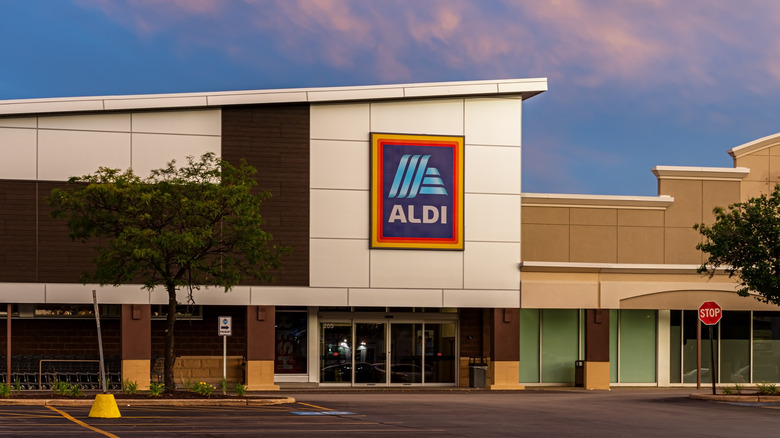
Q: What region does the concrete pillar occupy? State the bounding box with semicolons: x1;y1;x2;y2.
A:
246;305;279;391
489;308;524;390
121;304;151;390
584;309;610;390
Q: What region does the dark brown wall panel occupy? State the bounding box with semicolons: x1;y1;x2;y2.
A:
0;181;36;282
222;104;310;287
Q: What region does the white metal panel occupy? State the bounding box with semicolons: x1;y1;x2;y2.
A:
311;189;369;239
370;99;464;135
369;249;463;289
405;83;499;98
188;286;250;305
465;98;522;146
208;91;308;106
0;117;36;128
310;140;370;190
250;286;349;306
39;113;131;132
131;133;221;177
38;130;131;181
465;145;521;194
463;242;521;290
310;238;370;287
45;284;149;304
348;288;444;307
105;95;209;111
0;128;37;180
465;194;521;242
308;87;404;102
131;109;221;136
0;283;45;303
310;103;370;141
443;289;521;308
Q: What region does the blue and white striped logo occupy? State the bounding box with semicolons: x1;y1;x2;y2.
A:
387;154;448;199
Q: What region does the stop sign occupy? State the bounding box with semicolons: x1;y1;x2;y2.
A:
698;301;722;325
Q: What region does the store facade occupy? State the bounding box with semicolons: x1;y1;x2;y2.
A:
2;78;780;390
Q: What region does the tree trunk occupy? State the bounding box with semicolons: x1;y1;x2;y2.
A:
164;284;177;393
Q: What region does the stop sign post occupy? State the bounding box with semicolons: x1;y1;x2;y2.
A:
698;301;722;395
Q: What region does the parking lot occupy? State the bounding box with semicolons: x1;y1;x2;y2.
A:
2;389;780;437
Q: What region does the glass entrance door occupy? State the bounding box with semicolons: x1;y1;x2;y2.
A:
354;323;387;384
320;319;456;386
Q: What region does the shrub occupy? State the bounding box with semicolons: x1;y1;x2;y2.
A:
0;383;11;398
756;382;778;395
219;377;228;395
53;381;84;397
149;382;165;397
122;379;139;395
191;381;216;397
234;383;247;397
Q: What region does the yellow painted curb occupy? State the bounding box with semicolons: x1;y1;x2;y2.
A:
88;394;121;418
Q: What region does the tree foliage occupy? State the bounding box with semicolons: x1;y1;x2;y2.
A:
695;184;780;307
47;153;286;391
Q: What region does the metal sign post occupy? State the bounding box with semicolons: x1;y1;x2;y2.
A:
218;316;232;390
92;290;107;393
698;301;723;395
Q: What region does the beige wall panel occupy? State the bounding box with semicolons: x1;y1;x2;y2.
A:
463;242;520;290
465;146;522;194
370;249;463;289
46;284;149;304
188;286;250;305
38;130;131;181
664;227;702;265
520;280;598;309
769;155;780;184
569;225;617;263
740;180;770;201
0;117;36;128
522;206;569;225
521;224;569;261
0;283;45;303
348;288;444;307
310;239;370;288
464;98;522;147
131;109;221;135
0;128;36;180
39;113;131;132
310;103;369;141
617;227;664;264
465;194;521;242
617;209;664;227
701;180;741;225
131;133;220;177
570;208;617;226
250;286;349;306
443;289;520;308
310;140;369;190
600;280;737;309
770;145;780;156
737;153;770;182
310;189;368;239
621;289;778;311
660;179;703;228
370;99;464;135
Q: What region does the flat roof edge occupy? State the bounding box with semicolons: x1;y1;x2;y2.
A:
651;166;750;180
0;78;548;116
521;193;674;209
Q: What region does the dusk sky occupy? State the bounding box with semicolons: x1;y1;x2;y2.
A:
3;0;779;197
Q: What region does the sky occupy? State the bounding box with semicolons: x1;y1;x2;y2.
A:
2;0;780;197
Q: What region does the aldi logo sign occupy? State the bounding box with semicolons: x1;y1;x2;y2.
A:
371;133;464;250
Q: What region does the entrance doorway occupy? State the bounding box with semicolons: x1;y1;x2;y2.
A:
320;319;456;386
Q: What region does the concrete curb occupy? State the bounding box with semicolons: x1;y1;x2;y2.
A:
0;396;296;407
689;393;780;403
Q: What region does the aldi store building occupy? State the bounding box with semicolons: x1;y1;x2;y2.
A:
1;78;779;390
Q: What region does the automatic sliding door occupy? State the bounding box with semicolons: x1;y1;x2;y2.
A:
320;323;352;383
354;323;386;384
390;323;423;383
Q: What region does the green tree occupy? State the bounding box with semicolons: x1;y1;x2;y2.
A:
695;184;780;306
48;153;285;392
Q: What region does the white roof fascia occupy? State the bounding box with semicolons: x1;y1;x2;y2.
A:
651;166;750;181
0;78;548;116
728;132;780;159
521;193;674;210
518;261;717;274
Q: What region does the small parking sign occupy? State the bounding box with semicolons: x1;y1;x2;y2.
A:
218;316;232;336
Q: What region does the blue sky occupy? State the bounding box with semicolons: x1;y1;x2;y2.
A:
2;0;779;196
